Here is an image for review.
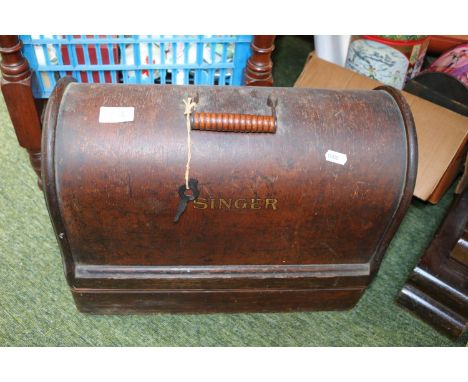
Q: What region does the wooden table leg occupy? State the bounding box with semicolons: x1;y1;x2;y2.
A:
0;35;42;188
245;35;275;86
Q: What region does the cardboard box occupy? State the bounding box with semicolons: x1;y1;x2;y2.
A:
295;53;468;203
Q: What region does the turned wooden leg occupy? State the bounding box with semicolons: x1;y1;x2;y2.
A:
245;35;275;86
0;35;43;188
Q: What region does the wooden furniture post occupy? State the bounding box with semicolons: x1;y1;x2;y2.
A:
0;35;42;187
396;154;468;339
245;35;275;86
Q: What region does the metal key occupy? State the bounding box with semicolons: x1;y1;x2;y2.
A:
174;178;200;223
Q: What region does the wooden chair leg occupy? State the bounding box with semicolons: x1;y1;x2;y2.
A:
245;35;276;86
0;35;43;188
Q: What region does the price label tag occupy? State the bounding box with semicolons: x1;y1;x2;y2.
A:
99;107;135;123
325;150;347;165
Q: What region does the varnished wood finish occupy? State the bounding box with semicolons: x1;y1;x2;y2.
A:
245;36;275;86
191;112;276;133
369;86;418;276
0;35;43;187
397;185;468;339
73;288;364;314
0;35;273;190
450;230;468;266
42;77;77;285
42;80;417;313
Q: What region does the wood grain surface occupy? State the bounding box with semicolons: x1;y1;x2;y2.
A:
42;80;417;313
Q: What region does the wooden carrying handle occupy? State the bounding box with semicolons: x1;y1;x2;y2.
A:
190;112;277;133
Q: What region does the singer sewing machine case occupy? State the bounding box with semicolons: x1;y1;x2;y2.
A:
41;77;417;314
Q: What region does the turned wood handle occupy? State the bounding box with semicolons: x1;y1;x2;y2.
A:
190;112;277;133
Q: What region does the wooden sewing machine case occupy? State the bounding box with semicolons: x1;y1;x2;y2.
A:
42;78;417;314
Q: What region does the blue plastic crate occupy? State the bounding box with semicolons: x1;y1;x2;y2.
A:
20;35;253;98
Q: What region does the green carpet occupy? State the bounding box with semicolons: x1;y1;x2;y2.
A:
0;36;466;346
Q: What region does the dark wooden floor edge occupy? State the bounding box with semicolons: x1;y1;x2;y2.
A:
397;283;467;339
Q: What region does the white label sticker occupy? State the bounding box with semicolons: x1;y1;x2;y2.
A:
325;150;347;165
99;107;134;123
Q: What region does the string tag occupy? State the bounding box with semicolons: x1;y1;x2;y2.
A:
183;97;197;189
174;97;199;223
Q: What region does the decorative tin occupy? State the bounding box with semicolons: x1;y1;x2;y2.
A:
345;35;429;89
426;43;468;87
